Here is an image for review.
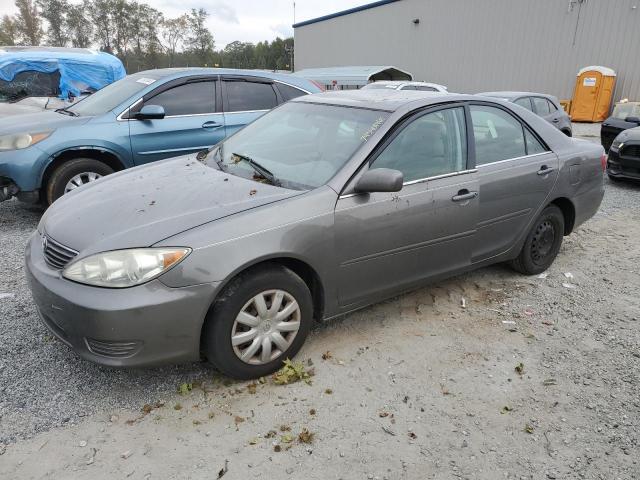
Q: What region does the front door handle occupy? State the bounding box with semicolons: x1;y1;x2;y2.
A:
202;121;222;129
451;189;478;202
537;165;555;176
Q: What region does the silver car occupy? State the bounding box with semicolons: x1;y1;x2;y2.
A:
26;90;605;379
478;92;572;137
362;80;448;93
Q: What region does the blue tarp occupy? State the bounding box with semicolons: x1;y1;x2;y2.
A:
0;48;126;99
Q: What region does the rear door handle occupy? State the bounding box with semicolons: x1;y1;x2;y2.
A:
451;190;478;202
202;121;222;129
537;165;555;176
552;118;560;123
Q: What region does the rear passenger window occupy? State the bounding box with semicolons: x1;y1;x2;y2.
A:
532;97;551;115
415;86;438;92
225;81;278;112
514;97;533;111
372;107;467;181
146;81;215;116
276;83;307;102
525;129;547;155
470;105;526;165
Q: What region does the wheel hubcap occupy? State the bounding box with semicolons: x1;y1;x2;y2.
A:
531;219;555;264
64;172;102;193
231;289;301;365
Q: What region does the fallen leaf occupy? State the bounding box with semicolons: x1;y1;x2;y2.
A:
298;428;314;444
281;433;294;443
273;445;281;452
408;431;417;439
321;351;332;360
515;362;525;376
177;383;193;395
501;406;513;414
249;189;257;196
309;408;316;415
272;359;313;385
246;383;257;394
524;424;534;434
324;388;333;394
234;416;245;425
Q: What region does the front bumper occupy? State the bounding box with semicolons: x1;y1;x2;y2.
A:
607;145;640;181
25;231;220;367
0;146;48;203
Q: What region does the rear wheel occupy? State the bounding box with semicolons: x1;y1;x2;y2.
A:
203;264;313;379
509;205;564;275
45;158;113;205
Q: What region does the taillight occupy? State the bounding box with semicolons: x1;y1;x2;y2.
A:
310;80;326;92
600;153;607;172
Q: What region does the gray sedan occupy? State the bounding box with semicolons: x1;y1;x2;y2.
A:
26;90;605;379
478;91;572;137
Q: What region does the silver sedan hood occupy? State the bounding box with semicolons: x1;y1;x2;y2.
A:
41;155;304;255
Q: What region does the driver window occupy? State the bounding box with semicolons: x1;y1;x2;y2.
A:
372;107;467;182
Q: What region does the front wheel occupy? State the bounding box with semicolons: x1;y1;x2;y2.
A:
203;264;313;379
45;158;114;205
509;205;565;275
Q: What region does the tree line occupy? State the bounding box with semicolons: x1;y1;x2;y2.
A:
0;0;294;72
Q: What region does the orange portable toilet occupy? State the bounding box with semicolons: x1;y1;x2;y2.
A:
570;66;616;122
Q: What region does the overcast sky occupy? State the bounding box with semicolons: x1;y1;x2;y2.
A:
0;0;372;48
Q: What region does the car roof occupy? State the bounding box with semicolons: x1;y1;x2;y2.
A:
291;89;476;111
132;67;318;91
369;80;446;88
479;91;556;100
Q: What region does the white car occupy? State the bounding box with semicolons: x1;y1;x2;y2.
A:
361;80;448;93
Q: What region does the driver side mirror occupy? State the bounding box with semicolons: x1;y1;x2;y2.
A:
625;116;640;124
135;104;165;120
354;168;403;193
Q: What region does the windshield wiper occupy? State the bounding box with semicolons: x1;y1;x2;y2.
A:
54;107;78;117
230;152;280;186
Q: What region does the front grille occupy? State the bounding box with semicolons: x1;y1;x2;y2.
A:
85;338;142;358
43;235;78;269
621;144;640;159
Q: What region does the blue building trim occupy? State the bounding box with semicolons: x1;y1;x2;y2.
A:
292;0;403;28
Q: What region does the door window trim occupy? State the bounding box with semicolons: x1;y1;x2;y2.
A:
467;101;552;168
339;102;472;197
116;75;219;121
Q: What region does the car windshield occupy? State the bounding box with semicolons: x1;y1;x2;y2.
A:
206;101;389;190
67;74;158;116
611;103;640;120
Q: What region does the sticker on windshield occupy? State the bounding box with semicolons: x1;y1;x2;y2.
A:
360;117;385;142
136;77;156;85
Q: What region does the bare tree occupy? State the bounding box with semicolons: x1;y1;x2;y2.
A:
160;15;188;67
66;4;93;48
87;0;114;52
36;0;70;47
14;0;44;45
186;8;214;65
0;15;19;45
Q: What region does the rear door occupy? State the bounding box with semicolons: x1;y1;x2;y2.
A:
334;105;478;307
128;77;225;165
470;103;559;263
222;76;279;137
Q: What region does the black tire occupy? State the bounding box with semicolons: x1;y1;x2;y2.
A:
203;264;313;380
509;205;565;275
45;158;114;205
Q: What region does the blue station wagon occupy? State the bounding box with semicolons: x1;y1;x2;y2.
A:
0;68;322;205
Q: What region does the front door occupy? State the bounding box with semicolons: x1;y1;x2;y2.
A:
129;79;226;165
334;106;478;307
470;104;559;263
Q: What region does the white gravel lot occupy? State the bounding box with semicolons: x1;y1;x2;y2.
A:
0;129;638;479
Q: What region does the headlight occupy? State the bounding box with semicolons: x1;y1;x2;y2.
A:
611;133;628;150
0;131;52;151
62;248;191;288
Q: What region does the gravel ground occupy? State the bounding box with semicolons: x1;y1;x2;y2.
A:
0;130;639;478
